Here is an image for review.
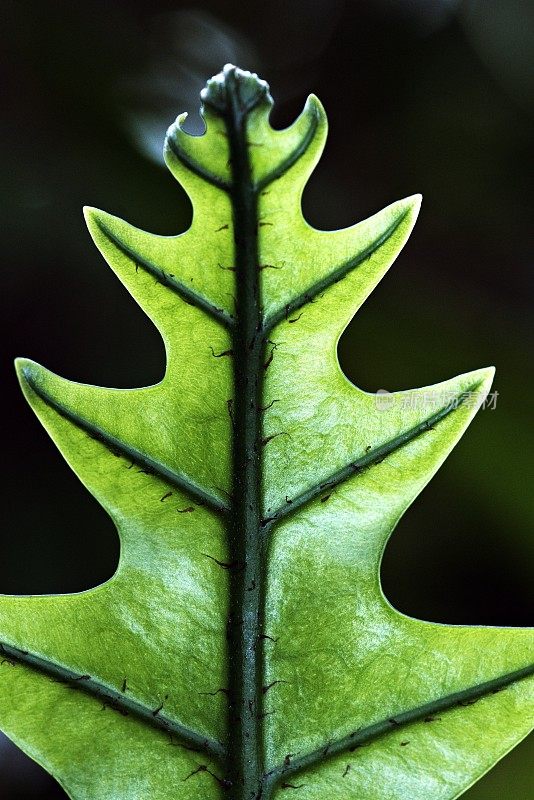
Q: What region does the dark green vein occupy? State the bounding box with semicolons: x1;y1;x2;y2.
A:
0;641;226;762
262;209;411;335
262;388;479;533
94;219;234;329
255;106;320;193
165;134;231;192
221;66;266;800
22;368;230;516
263;663;534;794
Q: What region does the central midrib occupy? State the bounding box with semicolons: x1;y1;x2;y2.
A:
223;72;266;800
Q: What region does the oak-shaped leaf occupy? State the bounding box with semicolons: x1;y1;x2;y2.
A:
1;65;532;800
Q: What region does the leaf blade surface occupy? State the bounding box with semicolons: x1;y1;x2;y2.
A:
1;65;532;800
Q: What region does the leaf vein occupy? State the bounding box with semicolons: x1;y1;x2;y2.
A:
166;135;231;192
263;387;481;532
94;219;235;329
255;109;320;193
22;368;230;516
0;642;226;762
264;663;534;791
263;209;411;335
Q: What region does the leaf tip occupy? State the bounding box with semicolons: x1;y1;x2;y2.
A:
457;365;496;412
83;205;108;237
83;206;127;248
14;355;32;378
305;93;326;118
164;112;189;145
473;365;496;393
409;192;423;210
469;364;495;383
200;65;272;115
82;205;98;221
14;357;42;398
400;193;422;221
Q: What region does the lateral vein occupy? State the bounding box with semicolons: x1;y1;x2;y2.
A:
22;369;230;516
263;210;410;335
255;110;320;193
166;136;231;192
263;387;481;532
94;219;235;329
0;642;226;762
263;663;534;790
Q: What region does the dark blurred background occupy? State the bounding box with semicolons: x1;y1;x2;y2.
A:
1;0;533;797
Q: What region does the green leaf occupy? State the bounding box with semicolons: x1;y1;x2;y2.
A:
1;65;532;800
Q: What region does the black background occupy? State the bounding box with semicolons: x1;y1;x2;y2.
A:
1;0;533;797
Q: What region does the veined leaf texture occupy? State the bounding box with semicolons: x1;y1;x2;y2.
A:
1;65;532;800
